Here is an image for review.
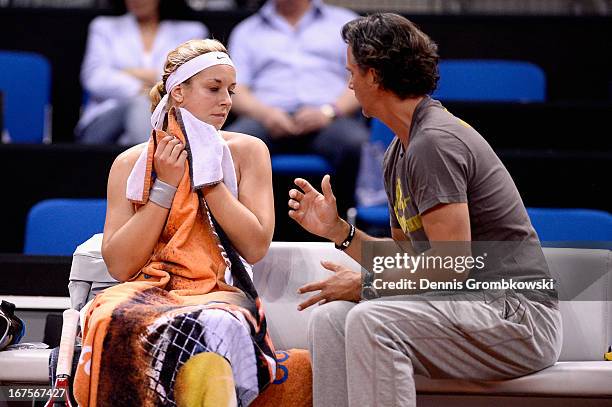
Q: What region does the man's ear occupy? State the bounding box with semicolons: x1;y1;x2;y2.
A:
366;68;379;87
170;85;184;104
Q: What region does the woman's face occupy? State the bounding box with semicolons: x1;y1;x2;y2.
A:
173;64;236;130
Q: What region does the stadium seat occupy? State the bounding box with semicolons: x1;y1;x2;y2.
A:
354;204;389;226
0;50;51;143
271;154;333;176
370;117;395;146
527;208;612;247
350;118;393;231
24;199;107;255
433;60;546;102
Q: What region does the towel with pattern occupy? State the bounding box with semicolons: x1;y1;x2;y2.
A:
73;107;276;406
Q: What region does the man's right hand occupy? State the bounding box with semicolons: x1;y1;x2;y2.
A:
154;136;187;187
261;107;298;139
288;175;346;241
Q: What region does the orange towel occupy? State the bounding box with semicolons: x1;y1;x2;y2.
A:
251;349;313;407
73;108;276;406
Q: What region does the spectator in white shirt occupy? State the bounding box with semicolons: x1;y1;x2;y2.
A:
227;0;369;207
76;0;207;144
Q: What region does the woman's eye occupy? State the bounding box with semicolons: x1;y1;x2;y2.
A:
210;88;219;92
229;90;236;96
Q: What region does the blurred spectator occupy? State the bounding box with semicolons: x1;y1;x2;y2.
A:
76;0;207;144
227;0;369;205
186;0;237;10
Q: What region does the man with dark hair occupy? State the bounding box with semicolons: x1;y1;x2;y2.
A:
287;13;561;407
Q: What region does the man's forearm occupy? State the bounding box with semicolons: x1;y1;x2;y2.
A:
328;218;393;266
327;219;471;297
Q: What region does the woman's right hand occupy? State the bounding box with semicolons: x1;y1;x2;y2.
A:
288;175;343;240
154;136;188;187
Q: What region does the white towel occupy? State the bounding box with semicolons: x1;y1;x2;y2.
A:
126;107;238;203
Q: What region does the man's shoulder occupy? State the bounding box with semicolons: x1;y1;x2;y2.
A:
382;138;401;169
411;102;480;150
409;127;466;155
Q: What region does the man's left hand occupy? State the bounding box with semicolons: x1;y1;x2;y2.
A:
293;107;333;135
297;260;361;310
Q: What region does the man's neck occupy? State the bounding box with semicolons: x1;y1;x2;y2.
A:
376;95;425;150
275;0;312;27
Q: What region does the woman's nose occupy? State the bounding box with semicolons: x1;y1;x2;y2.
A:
220;90;232;105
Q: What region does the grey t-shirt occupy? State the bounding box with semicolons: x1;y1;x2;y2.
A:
383;96;551;287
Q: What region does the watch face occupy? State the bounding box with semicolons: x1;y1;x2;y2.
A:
320;104;336;119
361;285;379;301
362;270;375;286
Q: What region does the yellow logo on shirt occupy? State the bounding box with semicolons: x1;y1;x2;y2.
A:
457;118;472;128
443;107;472;128
393;177;422;233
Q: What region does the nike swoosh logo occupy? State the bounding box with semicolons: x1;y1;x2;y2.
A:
216;56;225;59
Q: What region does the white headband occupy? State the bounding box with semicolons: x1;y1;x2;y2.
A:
150;51;235;129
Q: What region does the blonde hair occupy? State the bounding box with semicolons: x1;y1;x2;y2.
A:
149;39;229;112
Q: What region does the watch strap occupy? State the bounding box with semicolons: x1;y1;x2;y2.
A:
335;223;356;251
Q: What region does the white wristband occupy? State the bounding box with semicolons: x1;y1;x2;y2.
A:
149;178;177;209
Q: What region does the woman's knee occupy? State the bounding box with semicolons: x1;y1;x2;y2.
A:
200;309;248;338
204;308;240;323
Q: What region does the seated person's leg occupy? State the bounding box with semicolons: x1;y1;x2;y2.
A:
76;103;128;144
118;94;153;145
345;295;561;407
311;116;369;209
226;117;273;146
308;301;356;407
